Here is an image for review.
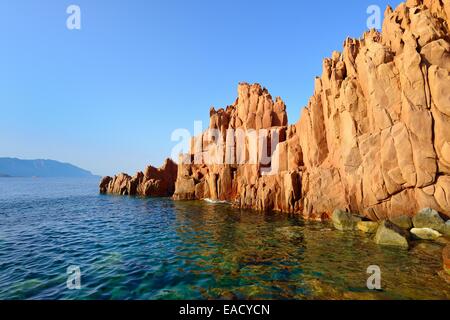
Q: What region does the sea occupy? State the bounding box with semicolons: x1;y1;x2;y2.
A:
0;177;449;300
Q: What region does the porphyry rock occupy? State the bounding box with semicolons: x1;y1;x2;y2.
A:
331;209;362;231
357;221;379;234
173;1;450;222
374;221;410;249
390;215;413;230
412;208;449;235
100;159;178;197
410;228;442;240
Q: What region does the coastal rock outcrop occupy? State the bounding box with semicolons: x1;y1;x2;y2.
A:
173;0;450;222
173;82;299;215
100;159;178;197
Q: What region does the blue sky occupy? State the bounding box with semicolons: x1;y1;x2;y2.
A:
1;0;401;176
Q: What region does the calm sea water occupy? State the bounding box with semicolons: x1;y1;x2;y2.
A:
0;177;449;300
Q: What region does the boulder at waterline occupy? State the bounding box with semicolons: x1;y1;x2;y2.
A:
410;228;442;241
331;209;361;231
412;208;448;235
357;221;379;234
374;221;409;249
390;215;413;230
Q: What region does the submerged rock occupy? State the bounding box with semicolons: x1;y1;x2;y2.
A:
374;221;409;249
331;209;361;231
441;246;450;283
276;226;304;240
357;221;379;234
444;245;450;275
410;228;442;240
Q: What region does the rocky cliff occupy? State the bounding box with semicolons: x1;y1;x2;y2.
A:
100;159;177;197
173;0;450;221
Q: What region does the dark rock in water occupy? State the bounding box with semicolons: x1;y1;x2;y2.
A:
374;221;409;249
390;215;413;230
100;159;178;197
413;208;449;235
99;176;113;194
331;209;361;231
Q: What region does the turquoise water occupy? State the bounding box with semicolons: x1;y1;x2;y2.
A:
0;178;449;300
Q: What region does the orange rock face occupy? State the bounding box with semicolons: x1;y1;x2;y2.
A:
172;83;303;213
174;0;450;221
100;159;178;197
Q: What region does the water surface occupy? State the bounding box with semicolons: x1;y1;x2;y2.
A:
0;178;448;300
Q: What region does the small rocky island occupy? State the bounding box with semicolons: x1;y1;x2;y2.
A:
100;0;450;283
99;159;177;197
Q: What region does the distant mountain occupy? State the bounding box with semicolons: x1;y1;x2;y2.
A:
0;158;97;178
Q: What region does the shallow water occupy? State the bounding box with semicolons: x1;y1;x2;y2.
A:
0;178;448;300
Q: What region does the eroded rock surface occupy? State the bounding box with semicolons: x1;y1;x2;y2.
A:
173;0;450;221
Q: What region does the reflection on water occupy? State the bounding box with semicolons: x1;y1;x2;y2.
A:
0;178;448;300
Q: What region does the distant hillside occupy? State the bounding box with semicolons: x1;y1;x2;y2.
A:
0;158;97;178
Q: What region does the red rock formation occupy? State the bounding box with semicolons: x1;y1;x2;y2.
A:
174;0;450;221
172;83;302;213
100;158;178;197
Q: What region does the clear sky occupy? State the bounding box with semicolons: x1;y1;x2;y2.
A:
1;0;402;176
